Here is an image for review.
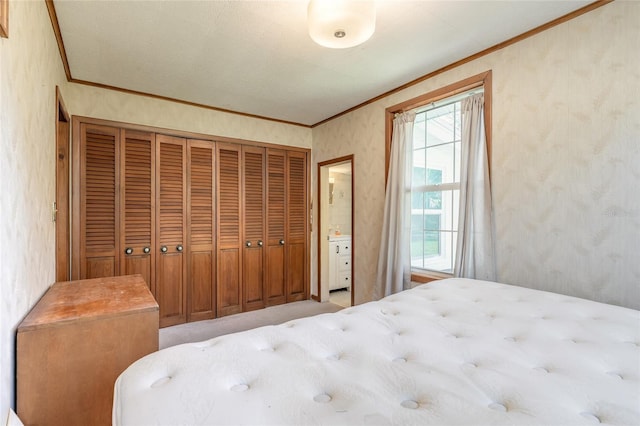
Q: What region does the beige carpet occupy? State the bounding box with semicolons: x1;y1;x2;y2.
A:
160;300;343;349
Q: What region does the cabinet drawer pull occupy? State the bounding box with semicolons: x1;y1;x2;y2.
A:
176;245;183;252
143;247;150;254
257;240;263;247
160;246;168;253
124;247;133;255
246;241;252;247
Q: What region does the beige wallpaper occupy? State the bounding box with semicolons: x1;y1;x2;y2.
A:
65;84;312;149
311;1;640;309
0;0;69;420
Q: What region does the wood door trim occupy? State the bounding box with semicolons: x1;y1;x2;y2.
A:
55;86;70;281
317;155;355;306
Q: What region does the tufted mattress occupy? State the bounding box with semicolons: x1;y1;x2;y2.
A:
113;278;640;425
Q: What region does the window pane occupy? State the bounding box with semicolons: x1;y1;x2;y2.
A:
427;168;442;185
424;191;440;209
422;230;454;272
411;191;423;210
426;103;456;146
414;112;426;149
426;143;455;184
454;141;461;183
440;190;455;231
452;189;459;232
412;148;426;187
425;231;439;257
411;213;423;231
425;214;440;231
454;103;461;141
410;231;424;268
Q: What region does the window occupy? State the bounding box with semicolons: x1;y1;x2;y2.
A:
385;71;492;280
410;100;462;273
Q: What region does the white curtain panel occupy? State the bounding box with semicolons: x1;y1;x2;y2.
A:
374;111;416;299
455;94;497;280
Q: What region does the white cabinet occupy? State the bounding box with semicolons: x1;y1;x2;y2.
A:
329;236;351;291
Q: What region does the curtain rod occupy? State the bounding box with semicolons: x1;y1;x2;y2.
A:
414;87;484;115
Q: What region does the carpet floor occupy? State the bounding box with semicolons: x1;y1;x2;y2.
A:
160;300;343;349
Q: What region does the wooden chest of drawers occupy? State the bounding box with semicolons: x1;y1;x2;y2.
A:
17;275;159;426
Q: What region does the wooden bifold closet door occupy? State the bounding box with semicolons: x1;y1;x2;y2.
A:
76;123;120;280
265;149;309;306
286;151;308;302
216;143;242;317
155;135;187;327
74;117;309;326
265;149;286;306
242;146;266;312
187;140;216;322
120;130;155;295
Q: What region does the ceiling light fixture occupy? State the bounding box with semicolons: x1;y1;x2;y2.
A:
308;0;376;49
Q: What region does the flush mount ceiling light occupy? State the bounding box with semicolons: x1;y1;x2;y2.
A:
308;0;376;49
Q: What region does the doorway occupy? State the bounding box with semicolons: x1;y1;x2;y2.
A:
318;155;354;307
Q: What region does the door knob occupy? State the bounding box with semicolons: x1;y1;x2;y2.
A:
143;247;150;254
176;245;183;252
257;240;263;247
246;241;252;247
160;246;168;253
279;239;285;245
124;247;133;255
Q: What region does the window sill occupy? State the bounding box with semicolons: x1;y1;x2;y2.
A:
411;270;453;284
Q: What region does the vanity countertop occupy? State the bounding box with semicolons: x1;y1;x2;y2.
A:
328;234;351;242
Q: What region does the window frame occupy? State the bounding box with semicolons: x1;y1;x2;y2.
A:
385;71;492;281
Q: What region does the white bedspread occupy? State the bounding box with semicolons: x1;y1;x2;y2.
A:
114;278;640;425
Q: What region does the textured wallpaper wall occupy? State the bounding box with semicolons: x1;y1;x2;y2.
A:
0;1;69;420
65;84;312;149
311;1;640;309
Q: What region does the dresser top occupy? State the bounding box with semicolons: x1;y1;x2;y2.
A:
18;275;158;332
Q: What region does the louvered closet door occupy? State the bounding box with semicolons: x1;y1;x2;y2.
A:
216;143;242;317
187;140;216;322
156;135;187;327
79;124;120;279
265;149;286;306
120;130;155;293
242;146;266;311
286;151;308;302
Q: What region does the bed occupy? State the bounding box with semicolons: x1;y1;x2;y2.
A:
113;278;640;425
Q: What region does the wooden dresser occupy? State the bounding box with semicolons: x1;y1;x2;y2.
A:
17;275;159;426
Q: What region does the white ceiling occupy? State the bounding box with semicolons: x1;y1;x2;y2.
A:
53;0;591;126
